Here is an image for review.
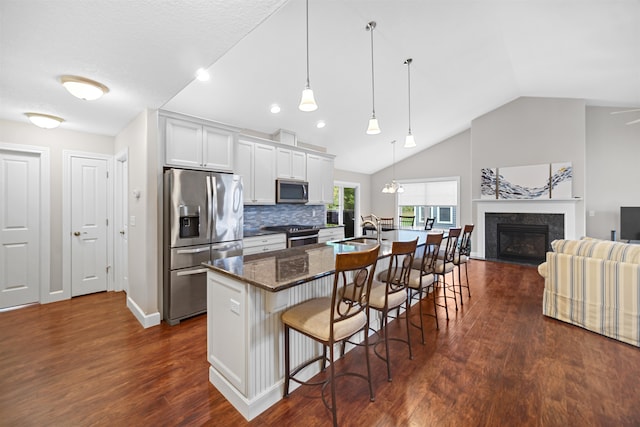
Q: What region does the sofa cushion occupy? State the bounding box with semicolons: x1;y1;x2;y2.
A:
551;239;640;264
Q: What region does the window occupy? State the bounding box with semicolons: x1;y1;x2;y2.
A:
396;178;459;229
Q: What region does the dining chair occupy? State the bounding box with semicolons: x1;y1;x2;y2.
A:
407;233;444;340
424;217;435;230
399;215;415;228
378;217;394;231
282;245;380;427
454;224;474;305
368;237;418;381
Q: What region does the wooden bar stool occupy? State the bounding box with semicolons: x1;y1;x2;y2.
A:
282;245;380;427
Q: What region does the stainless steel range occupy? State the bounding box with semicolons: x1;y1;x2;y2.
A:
264;225;320;248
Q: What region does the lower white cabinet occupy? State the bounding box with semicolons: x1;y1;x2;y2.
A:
243;234;286;255
318;227;345;243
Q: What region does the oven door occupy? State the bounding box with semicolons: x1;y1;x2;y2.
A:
288;233;319;248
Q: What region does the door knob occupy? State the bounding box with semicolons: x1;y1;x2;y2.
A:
119;230;125;235
73;231;81;236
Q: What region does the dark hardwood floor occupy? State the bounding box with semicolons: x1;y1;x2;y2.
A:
1;260;639;426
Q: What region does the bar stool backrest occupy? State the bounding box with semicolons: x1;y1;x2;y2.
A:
332;245;380;334
419;233;444;274
459;224;474;256
442;228;462;263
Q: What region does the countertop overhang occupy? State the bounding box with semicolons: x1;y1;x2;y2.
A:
204;229;440;292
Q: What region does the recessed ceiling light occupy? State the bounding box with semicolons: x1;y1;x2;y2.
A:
196;68;210;81
60;75;109;100
316;120;326;128
270;104;281;114
25;112;64;129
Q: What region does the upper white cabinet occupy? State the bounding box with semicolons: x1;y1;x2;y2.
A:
276;147;306;180
162;113;237;172
236;136;276;205
307;153;334;204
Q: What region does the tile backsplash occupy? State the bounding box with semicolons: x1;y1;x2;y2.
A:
244;205;326;229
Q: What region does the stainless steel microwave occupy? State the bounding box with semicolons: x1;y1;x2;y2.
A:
276;179;309;204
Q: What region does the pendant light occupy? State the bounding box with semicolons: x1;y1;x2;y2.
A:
366;21;380;134
404;58;417;148
298;0;318;112
382;140;404;193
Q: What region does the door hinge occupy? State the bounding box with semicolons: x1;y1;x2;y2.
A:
106;265;111;273
106;218;109;226
106;171;109;178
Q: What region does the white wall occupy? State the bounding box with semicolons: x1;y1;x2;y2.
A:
0;119;114;296
585;106;640;240
114;110;160;327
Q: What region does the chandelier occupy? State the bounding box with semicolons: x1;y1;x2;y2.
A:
381;140;404;193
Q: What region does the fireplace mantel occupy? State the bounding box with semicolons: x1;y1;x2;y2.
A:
473;198;585;259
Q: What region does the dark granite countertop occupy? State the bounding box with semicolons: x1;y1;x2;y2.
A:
205;229;442;292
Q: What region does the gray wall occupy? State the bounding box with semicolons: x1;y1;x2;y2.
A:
586;106;640;239
366;96;640;243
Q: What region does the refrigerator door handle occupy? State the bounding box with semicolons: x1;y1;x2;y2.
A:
206;175;213;240
176;247;209;254
211;174;218;241
176;268;208;276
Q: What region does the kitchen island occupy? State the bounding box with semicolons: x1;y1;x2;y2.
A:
203;229;436;420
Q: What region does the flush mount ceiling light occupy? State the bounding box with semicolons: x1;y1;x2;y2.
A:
196;68;210;81
382;140;404;193
60;75;109;100
25;112;64;129
366;21;380;135
270;104;281;114
316;120;326;128
403;58;417;148
298;0;318;112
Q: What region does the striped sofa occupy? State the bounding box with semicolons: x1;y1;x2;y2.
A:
538;238;640;347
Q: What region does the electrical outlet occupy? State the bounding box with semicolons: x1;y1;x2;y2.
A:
230;299;240;314
312;209;316;217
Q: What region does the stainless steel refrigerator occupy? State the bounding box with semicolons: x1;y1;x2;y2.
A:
163;168;243;325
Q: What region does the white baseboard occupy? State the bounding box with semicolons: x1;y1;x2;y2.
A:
127;296;161;328
209;366;284;421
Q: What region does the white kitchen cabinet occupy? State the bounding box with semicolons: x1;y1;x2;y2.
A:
276;147;306;180
235;136;276;205
243;234;286;255
318;227;344;243
164;115;235;172
306;153;334;204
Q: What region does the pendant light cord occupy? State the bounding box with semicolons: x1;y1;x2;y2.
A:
368;22;376;117
406;58;412;133
305;0;310;88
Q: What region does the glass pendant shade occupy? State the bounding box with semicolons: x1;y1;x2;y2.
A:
367;116;381;134
299;87;318;111
25;112;64;129
299;0;318;112
404;132;416;148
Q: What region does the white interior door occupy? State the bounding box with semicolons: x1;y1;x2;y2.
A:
71;156;108;297
0;150;40;308
115;154;128;292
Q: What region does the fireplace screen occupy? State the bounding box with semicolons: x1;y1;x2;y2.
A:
497;223;549;263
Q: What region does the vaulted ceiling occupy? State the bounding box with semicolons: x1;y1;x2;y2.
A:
2;0;639;174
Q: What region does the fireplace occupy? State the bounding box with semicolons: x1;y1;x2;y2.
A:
474;198;583;261
484;212;564;265
497;223;549;263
